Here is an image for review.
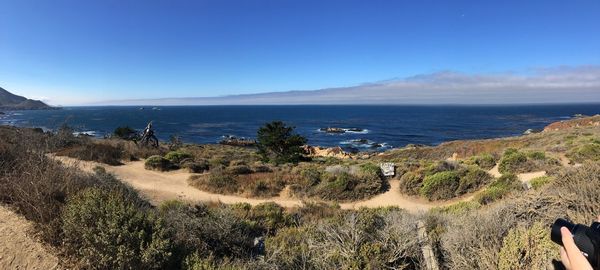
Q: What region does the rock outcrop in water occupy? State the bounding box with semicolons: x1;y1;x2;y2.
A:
0;87;52;110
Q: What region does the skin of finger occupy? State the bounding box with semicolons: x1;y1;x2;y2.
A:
560;247;572;270
561;228;586;260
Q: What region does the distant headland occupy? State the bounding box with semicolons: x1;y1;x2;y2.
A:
0;87;53;110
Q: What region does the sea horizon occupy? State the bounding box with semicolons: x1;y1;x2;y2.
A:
3;103;599;152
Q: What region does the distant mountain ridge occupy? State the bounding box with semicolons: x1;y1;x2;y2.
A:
0;87;51;110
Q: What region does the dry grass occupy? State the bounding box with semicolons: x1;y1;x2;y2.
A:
436;163;600;269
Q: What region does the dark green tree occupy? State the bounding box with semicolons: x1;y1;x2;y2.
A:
257;121;307;164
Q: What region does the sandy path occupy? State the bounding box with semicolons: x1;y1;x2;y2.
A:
488;164;502;178
0;206;60;270
339;180;474;211
54;157;475;212
487;163;546;183
56;156;302;208
54;156;548;213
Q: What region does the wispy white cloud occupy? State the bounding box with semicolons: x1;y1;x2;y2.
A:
96;65;600;105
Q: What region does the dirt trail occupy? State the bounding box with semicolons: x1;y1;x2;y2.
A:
56;156;302;208
339;180;474;211
54;157;474;212
54;156;548;213
0;206;60;270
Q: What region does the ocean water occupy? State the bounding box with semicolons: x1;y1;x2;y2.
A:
1;104;599;152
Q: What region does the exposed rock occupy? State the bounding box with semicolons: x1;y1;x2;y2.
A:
319;127;346;133
303;145;353;159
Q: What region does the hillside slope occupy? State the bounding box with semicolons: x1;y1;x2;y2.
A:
0;87;51;110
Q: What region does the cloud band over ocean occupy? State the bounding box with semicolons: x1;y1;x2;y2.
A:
96;65;600;105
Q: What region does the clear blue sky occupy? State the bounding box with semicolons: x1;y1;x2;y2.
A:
1;0;599;105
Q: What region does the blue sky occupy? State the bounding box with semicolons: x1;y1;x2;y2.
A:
1;0;599;105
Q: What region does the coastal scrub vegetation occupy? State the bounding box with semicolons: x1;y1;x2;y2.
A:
398;160;493;200
3;116;600;269
498;148;559;174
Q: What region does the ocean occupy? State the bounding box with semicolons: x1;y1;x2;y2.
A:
1;104;599;152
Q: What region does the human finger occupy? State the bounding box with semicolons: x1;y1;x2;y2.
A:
560;247;572;270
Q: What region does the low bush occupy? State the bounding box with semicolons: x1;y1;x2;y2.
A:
145;155;173;171
189;167;239;194
227;165;254;175
466;153;497;170
62;188;172;269
181;159;209;173
55;143;124;165
529;176;555;190
526;151;546;160
164;150;193;165
399;171;423;195
432;201;480;214
497;222;557;270
252;163;272;173
247;202;294;234
568;143;600;162
476;174;522;205
498;150;528;174
423;160;459;176
420;171;460;200
265;210;422;269
312;167;384;201
456;167;492;194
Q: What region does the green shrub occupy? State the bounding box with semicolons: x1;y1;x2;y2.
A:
197;168;239;194
359;163;382;177
498;151;527;174
227;165;254;175
569;143;600;162
497;223;557;270
252;163;272;173
420;171;460;200
423;160;458;176
398;171;423;195
432;201;480;214
299;167;322;186
529;176;555;190
62;188;172;269
249;202;293;234
181;159;209;173
55;143;124;166
313;169;383;201
265;227;315;269
164;150;193;165
476;174;522;205
456;168;492;195
145;155;173;171
467;154;497;170
504;148;518;156
526;151;546;160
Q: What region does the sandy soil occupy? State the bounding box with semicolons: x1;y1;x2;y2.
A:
0;206;60;270
339;180;475;211
53;156;547;213
488;163;502;178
